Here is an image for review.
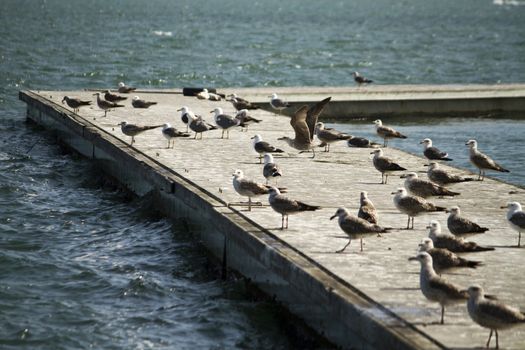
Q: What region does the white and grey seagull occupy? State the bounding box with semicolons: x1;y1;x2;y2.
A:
314;122;351;152
93;92;124;117
466;139;509;181
118;121;162;145
426;161;474;186
392;188;446;229
401;172;460;198
418;238;482;274
235;109;261;132
161;123;190;148
263;154;282;185
177;106;195;132
446;206;489;237
357;191;378;225
371;149;406;184
61;96;91;113
269;93;291;114
251;134;284;164
232;169;286;211
132;96;157;109
268;187;320;230
420;138;452;162
117;82;137;94
427;220;494;253
352;71;373;86
187;113;218;139
211;107;240;139
501;202;525;247
373;119;407;147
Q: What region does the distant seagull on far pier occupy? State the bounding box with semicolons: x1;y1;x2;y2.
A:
93;92;124;117
314;122;351;152
426;162;474;186
466;285;525;349
228;94;259;111
235;109;261;132
196;88;222;101
466;139;509;181
132;96;157;109
232;169;286;211
401;172;460;198
118;121;162;145
417;238;482;274
427;220;494;253
420;138;452;162
268;187;320;230
187;114;217;139
371;149;406;184
211;107;240;139
162;123;190;148
347;135;381;148
373;119;407;147
263;154;282;185
117;82;137;94
269;93;291;114
352;71;373;86
408;252;468;324
61;96;91;113
330;207;390;252
278;97;332;158
501;202;525;247
104;90;127;102
251;134;284;164
392;188;446;230
446;206;489;237
358;191;378;225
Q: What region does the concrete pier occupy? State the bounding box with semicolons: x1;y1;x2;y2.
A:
20;88;525;349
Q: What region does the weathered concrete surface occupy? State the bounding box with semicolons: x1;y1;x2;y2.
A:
20;89;525;349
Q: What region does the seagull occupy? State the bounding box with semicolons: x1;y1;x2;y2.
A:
234;109;261;132
418;238;482;274
187;114;218;139
427;220;494;253
162;123;190;148
466;285;525;349
211;107;240;139
358;191;378;224
408;252;468;324
228;94;259;110
61;96;91;113
118;121;162;145
466;139;509;181
93;92;124;117
251;134;284;164
232;170;285;211
263;154;282;184
314;122;351;152
446;206;489;237
501;202;525;247
352;71;373;86
176;106;195;132
420;138;452;162
347;136;381;148
196;88;222;101
373;119;407;147
392;188;446;229
268;187;320;230
401;172;460;198
426;161;474;186
269;93;291;114
104;90;127;102
371;149;406;184
330;207;390;252
117;82;137;94
278;97;331;158
132;96;157;109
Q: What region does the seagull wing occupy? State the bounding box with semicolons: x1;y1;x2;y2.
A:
477;300;525;323
305;97;331;140
290;106;312;145
510;211;525;228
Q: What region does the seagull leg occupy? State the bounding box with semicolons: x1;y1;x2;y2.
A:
285;215;289;229
440;305;445;324
259;155;262;164
411;217;415;229
131;136;135;145
248;197;252;211
495;330;499;349
360;238;363;252
385;174;389;184
281;214;285;230
336;239;351;253
311;148;316;159
486;329;493;348
406;216;411;229
518;231;521;247
194;133;197;139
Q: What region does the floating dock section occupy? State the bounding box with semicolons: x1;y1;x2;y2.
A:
20;87;525;349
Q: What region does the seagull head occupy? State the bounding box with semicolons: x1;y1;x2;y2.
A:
360;191;368;201
251;134;262;144
118;121;128;127
268;186;281;196
418;238;434;252
314;122;325;134
210;107;223;116
202;88;208;93
330;207;349;220
446;206;461;215
118;82;125;87
352;71;359;77
427;161;438;170
270;93;278;99
465;139;478;149
162;123;171;130
61;96;68;103
391;187;407;196
400;172;418;180
92;92;101;96
177;106;189;113
501;201;522;211
419;138;432;147
466;285;484;299
370;148;383;156
263;153;274;164
232;169;244;178
133;96;140;101
373;119;382;126
426;220;442;236
408;252;432;265
236;109;248;118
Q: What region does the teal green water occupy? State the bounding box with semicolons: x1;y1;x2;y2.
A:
1;0;524;349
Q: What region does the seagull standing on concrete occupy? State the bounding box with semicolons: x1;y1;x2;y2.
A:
118;121;162;145
358;191;378;224
501;202;525;247
401;172;460;198
417;238;481;274
104;90;127;102
61;96;91;113
352;71;373;86
251;134;284;164
177;106;195;132
263;154;282;185
446;206;489;237
232;169;285;211
268;187;320;230
330;207;390;252
371;149;406;184
420;138;453;162
235;109;261;132
408;252;468;324
187;114;218;139
314;122;351;152
466;285;525;349
427;220;494;253
466;139;509;181
269;93;291;114
228;94;259;111
161;123;190;148
211;107;240;139
392;188;446;229
132;96;157;109
373;119;407;147
347;135;381;148
278;97;331;158
117;82;137;94
93;92;124;117
426;162;474;186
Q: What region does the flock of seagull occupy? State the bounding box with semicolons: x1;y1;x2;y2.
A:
60;83;525;349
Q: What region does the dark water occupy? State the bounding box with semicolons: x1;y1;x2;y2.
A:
1;0;524;348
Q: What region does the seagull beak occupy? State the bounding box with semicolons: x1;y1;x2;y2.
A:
419;141;424;144
277;137;284;140
465;142;469;146
445;209;451;213
176;108;182;111
329;214;337;220
500;205;507;209
423;164;429;167
400;174;407;178
390;191;397;195
408;256;418;261
425;225;432;229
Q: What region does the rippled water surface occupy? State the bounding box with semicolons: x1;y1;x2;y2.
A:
1;0;524;348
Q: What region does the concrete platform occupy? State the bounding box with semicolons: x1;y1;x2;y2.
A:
20;89;525;349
